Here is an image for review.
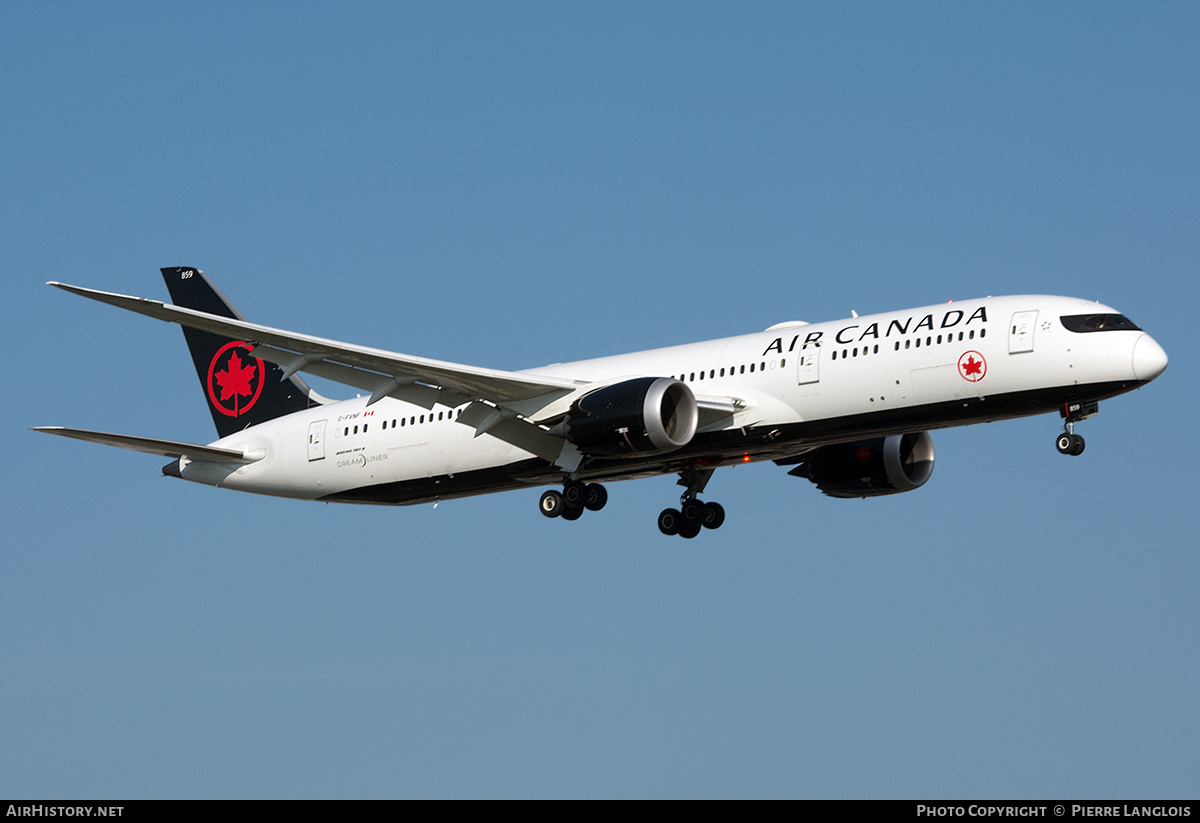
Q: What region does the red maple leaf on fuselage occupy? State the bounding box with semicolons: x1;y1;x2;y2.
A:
962;356;983;376
215;350;258;401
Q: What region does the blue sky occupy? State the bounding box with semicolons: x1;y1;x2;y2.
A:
2;2;1197;798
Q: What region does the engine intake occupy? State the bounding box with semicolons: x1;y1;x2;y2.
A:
789;432;935;498
565;377;698;457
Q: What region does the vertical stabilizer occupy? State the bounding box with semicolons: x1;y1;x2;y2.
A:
161;267;320;438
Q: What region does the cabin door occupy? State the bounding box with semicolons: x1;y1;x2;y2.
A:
308;420;327;462
1009;311;1038;354
796;342;821;385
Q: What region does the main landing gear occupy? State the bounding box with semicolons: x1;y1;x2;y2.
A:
538;466;728;539
539;480;608;521
1055;400;1098;456
657;498;725;539
658;466;726;539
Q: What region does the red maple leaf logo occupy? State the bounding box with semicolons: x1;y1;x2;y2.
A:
957;350;987;382
215;350;257;402
206;342;265;417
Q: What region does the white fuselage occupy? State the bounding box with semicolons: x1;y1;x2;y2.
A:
181;295;1167;504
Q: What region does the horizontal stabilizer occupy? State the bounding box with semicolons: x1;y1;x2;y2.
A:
32;427;261;464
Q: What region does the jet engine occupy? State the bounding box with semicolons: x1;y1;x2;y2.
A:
564;377;698;457
789;432;934;498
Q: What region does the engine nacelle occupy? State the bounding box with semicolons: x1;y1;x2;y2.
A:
790;432;935;498
565;377;698;457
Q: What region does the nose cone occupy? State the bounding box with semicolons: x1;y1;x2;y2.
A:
1132;334;1169;382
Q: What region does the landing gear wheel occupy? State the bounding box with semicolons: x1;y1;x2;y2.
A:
1056;433;1086;456
701;501;725;530
540;490;565;518
562;480;586;508
561;506;584;521
679;522;702;539
584;483;608;511
658;508;682;536
680;498;705;525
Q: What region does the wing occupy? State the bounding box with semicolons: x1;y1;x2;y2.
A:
48;281;588;470
31;427;260;464
47;282;752;473
48;281;580;409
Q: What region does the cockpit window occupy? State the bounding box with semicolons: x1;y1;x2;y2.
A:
1060;314;1141;333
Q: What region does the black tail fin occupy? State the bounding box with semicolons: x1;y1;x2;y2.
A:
161;267;320;438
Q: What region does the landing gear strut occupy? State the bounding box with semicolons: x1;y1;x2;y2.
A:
1056;401;1097;457
658;466;725;538
540;481;608;521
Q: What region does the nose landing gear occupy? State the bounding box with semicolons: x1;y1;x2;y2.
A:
1056;430;1085;456
1056;400;1098;456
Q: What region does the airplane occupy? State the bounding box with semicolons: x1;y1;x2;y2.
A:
34;267;1168;538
